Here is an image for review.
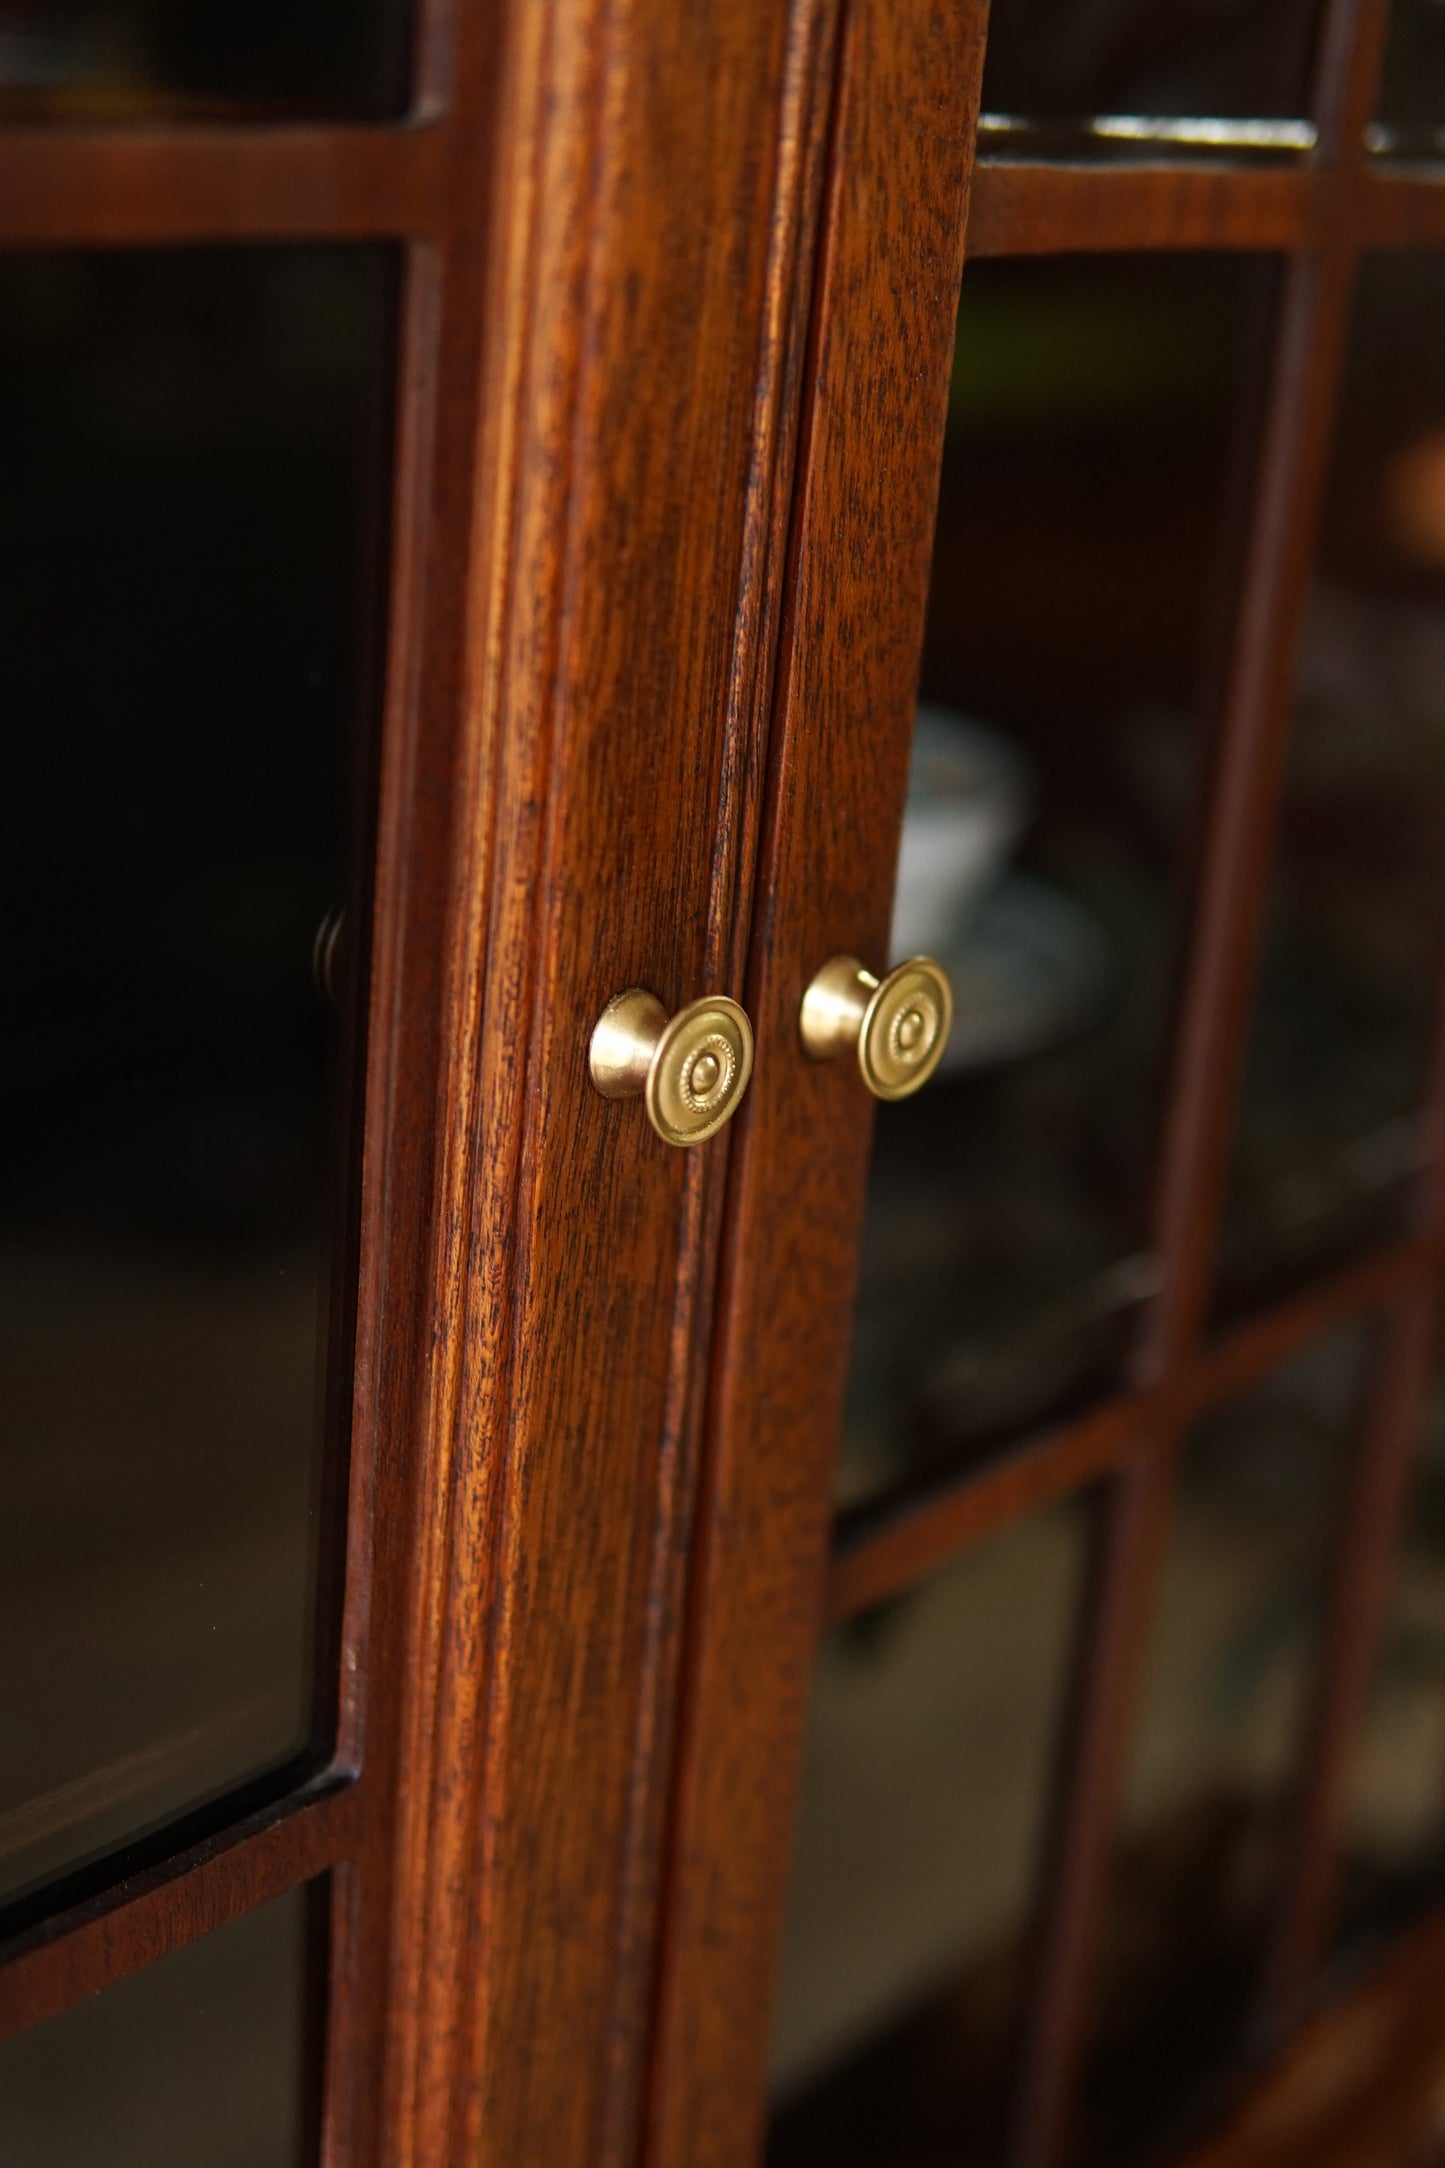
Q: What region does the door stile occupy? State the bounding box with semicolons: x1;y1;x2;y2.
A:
330;0;508;2151
595;9;842;2161
645;5;991;2162
365;3;851;2164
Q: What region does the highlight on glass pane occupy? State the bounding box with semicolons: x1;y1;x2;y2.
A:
0;1883;321;2166
1082;1330;1371;2164
837;253;1273;1511
0;247;393;1916
769;1503;1090;2168
976;0;1322;161
0;0;412;121
1217;252;1445;1320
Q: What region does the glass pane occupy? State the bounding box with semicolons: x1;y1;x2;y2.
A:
0;1885;319;2165
1083;1331;1370;2164
0;248;392;1913
839;254;1272;1512
768;1503;1089;2168
1339;1322;1445;1946
978;0;1321;160
1372;2;1445;159
0;0;411;121
1217;254;1445;1320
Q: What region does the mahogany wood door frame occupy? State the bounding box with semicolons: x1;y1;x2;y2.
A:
0;3;837;2164
648;4;990;2159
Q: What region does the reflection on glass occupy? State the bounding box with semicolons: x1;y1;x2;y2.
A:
0;1886;319;2165
0;248;393;1911
977;0;1320;160
839;255;1271;1510
1218;254;1445;1319
768;1504;1088;2168
1339;1322;1445;1946
1371;2;1445;159
0;0;411;119
1083;1332;1369;2164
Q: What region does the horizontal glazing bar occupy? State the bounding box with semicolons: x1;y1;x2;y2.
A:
0;121;444;244
829;1233;1440;1624
966;161;1323;255
967;160;1445;258
0;1778;355;2042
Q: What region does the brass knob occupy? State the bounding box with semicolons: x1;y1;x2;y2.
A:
799;955;953;1100
589;988;754;1146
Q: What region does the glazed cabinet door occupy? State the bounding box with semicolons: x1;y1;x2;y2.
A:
0;4;827;2164
653;2;1445;2166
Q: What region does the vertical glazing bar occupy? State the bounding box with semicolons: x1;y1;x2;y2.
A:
1141;0;1391;1378
1140;260;1359;1375
1264;980;1445;2014
1011;8;1393;2161
1263;1292;1441;2012
1013;1452;1177;2168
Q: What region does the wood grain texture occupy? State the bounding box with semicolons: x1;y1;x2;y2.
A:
645;5;988;2161
591;12;841;2160
9;0;1445;2158
363;4;845;2165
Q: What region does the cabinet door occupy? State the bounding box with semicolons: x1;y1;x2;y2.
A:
0;5;822;2164
654;4;1445;2165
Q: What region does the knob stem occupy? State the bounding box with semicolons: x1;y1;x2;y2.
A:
589;988;668;1098
799;956;879;1061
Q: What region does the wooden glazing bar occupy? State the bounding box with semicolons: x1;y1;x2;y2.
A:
966;160;1323;258
1262;1288;1442;2017
1013;1454;1182;2168
0;1781;355;2044
828;1396;1144;1626
828;1230;1434;1626
968;158;1445;262
1139;250;1362;1369
1359;166;1445;247
1005;14;1392;2154
1190;1234;1436;1412
1262;971;1445;2010
0;122;445;245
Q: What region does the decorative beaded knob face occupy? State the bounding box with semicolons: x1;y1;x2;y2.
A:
589;989;754;1146
799;954;953;1101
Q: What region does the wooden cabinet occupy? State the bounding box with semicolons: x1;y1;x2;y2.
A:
7;2;1445;2164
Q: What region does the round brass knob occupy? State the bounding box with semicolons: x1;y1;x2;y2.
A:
799;954;953;1101
589;988;754;1146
